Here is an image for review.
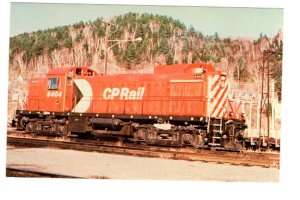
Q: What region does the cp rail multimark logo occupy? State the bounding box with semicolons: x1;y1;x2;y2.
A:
103;87;145;100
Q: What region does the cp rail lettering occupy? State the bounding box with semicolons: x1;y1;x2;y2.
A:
103;87;145;100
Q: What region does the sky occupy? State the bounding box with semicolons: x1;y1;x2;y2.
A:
10;2;283;38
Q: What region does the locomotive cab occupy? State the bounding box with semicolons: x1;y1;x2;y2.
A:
26;66;98;113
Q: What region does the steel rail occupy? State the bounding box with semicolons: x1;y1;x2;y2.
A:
6;166;84;178
7;133;280;169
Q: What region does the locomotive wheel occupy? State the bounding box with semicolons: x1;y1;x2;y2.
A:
224;141;242;151
134;128;148;142
182;133;198;146
56;125;67;136
192;134;202;147
25;122;35;133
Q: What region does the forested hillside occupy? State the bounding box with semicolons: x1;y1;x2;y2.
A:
8;12;283;121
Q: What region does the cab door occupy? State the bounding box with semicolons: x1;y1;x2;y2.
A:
62;70;75;112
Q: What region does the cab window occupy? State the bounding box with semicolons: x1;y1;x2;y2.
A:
76;68;82;75
48;77;59;90
87;70;94;76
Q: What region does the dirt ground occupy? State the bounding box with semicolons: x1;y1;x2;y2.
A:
6;146;279;181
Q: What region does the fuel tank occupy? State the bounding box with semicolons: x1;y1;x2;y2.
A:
90;118;123;131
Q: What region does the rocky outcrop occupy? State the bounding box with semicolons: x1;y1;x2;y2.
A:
7;13;282;122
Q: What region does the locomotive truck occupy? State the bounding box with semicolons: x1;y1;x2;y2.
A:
14;63;247;150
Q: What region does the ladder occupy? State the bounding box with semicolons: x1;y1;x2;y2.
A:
209;118;223;147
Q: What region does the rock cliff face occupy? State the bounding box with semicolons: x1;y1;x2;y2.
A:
7;13;283;124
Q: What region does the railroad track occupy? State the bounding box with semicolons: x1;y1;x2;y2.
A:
6;166;84;178
7;131;280;169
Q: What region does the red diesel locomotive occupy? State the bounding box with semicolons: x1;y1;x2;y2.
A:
15;63;247;150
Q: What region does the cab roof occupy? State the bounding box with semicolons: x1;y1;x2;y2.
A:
47;66;98;76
